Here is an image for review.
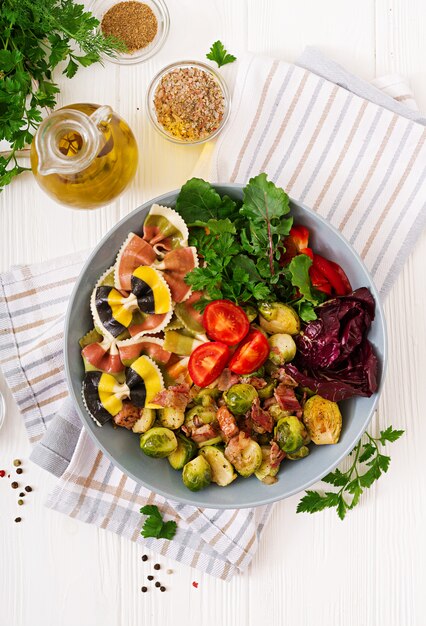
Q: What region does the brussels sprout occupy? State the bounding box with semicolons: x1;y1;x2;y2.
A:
140;427;178;458
257;380;277;400
224;433;263;477
168;434;197;470
258;302;300;335
255;446;280;484
197;436;223;448
132;408;156;434
200;446;237;486
287;445;310;460
184;406;217;431
274;416;309;454
193;388;221;407
223;384;258;415
243;305;258;323
157;407;185;430
182;455;212;491
302;395;342;444
268;333;297;365
269;403;292;422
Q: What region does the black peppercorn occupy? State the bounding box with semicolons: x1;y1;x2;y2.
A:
16;468;23;475
153;563;160;570
160;586;166;592
155;582;161;588
147;575;154;581
141;554;148;562
14;517;21;523
141;586;148;593
11;481;18;489
19;492;25;497
24;486;32;492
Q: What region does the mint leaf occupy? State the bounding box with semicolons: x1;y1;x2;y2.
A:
206;40;236;68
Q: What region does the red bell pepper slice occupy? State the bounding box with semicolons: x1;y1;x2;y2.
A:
312;254;352;295
290;225;310;251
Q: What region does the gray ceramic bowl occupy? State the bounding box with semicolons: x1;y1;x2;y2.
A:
64;185;387;509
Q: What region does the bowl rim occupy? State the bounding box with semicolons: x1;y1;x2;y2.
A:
146;60;231;145
64;184;387;509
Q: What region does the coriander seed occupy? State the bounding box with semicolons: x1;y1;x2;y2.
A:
18;499;24;506
13;459;21;467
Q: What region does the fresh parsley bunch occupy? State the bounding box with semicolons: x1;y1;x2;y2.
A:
297;426;404;519
0;0;125;190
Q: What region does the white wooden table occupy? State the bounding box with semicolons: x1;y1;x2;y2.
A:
1;1;425;624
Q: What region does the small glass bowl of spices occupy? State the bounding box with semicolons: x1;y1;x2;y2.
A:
91;0;170;64
146;61;231;144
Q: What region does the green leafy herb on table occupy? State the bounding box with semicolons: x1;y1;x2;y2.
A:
206;40;237;68
0;0;126;191
297;426;404;520
140;505;177;540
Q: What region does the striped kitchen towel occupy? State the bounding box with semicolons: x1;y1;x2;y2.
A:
0;49;425;581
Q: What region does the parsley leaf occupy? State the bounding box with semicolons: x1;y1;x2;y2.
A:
140;505;177;541
206;40;237;68
297;425;404;520
287;254;325;321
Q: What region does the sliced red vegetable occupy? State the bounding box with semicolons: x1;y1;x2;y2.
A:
228;328;270;375
290;225;310;250
188;342;230;387
301;248;332;294
203;299;249;346
312;254;352;295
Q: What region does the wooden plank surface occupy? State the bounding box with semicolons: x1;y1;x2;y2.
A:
0;1;425;624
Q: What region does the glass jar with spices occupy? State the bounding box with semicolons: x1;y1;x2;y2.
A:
147;61;231;144
91;0;170;64
30;103;138;209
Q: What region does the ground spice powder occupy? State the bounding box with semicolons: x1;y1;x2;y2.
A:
101;1;158;53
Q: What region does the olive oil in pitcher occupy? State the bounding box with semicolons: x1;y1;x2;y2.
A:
30;103;138;209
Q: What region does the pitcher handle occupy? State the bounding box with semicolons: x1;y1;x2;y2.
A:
90;105;113;129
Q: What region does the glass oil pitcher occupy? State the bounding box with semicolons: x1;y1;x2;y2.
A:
30;103;138;209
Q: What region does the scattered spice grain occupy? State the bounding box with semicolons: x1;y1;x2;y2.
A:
101;2;158;53
19;492;25;497
0;470;5;478
18;499;24;506
24;486;32;492
160;586;166;592
153;563;160;570
14;517;21;523
11;481;18;489
166;569;173;574
155;581;161;588
16;468;23;475
13;459;21;467
141;586;148;593
147;575;154;581
141;554;148;562
153;66;225;141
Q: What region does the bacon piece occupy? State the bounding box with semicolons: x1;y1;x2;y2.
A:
116;233;156;290
224;432;254;467
190;423;219;443
263;396;276;410
215;368;240;392
270;441;285;468
241;376;267;389
152;384;191;410
216;406;239;440
274;383;302;417
82;342;124;373
272;369;298;387
113;401;140;429
250;397;274;433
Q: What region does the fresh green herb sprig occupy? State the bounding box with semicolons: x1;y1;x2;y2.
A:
206;40;236;68
0;0;126;191
140;505;177;540
297;426;404;520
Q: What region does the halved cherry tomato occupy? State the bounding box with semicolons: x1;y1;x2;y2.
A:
228;329;270;375
290;225;310;250
313;254;352;295
203;300;249;346
188;342;230;387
